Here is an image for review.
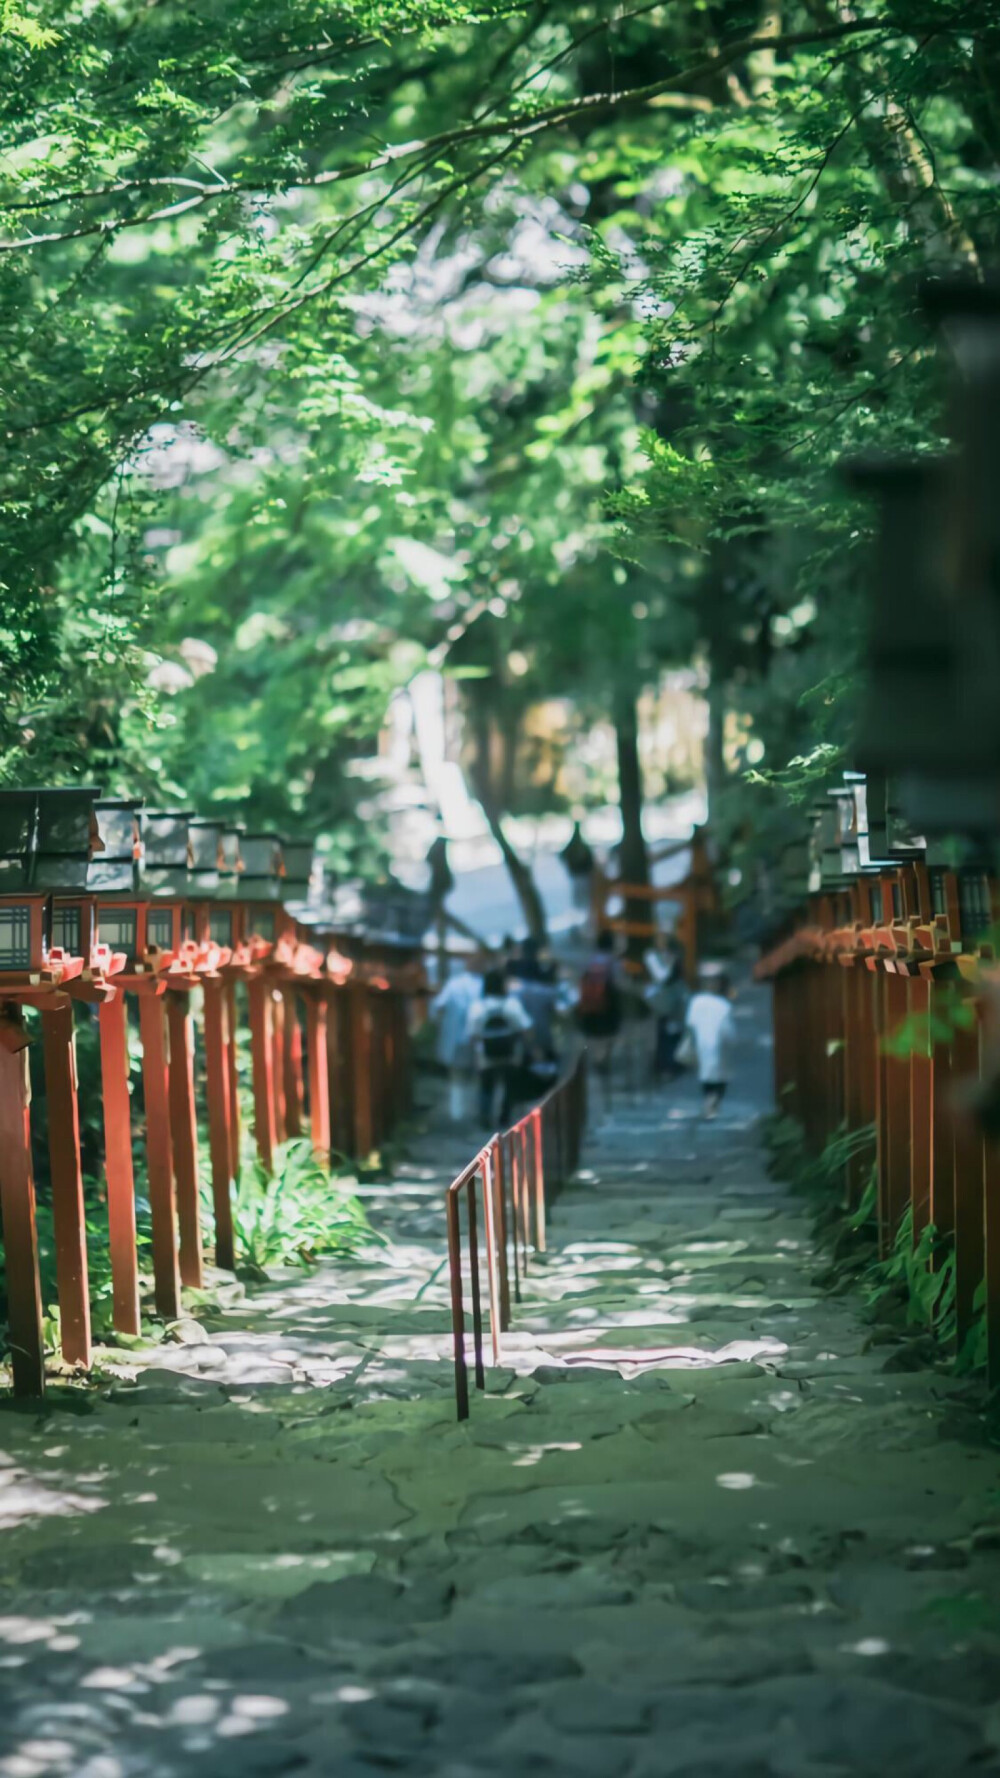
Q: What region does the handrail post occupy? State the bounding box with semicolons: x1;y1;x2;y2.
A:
532;1106;546;1252
446;1190;469;1421
479;1151;502;1365
493;1136;512;1327
466;1173;486;1391
519;1123;532;1260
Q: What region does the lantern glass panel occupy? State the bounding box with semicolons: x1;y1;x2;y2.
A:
51;906;81;955
99;909;137;955
251;909;275;941
891;882;903;920
930;869;948;917
146;908;173;950
209;909;233;945
0;903;31;970
870;884;884;924
959;873;991;940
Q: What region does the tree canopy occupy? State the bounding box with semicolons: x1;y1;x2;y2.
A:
2;0;997;877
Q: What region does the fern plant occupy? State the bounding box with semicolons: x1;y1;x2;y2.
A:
232;1139;378;1275
864;1208;957;1340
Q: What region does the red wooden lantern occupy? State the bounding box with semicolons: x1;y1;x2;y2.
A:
0;788;115;1394
186;817;239;1269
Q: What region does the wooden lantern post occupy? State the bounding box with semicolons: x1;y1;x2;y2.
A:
275;840;318;1142
0;787;121;1395
91;802;193;1321
233;833;287;1171
140;810;205;1294
295;912;332;1164
188;818;239;1271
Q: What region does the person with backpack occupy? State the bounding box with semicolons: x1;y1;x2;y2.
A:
575;930;624;1043
466;967;534;1129
429;959;483;1123
575;930;625;1105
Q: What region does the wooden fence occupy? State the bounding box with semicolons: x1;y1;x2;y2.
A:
0;791;423;1399
757;852;1000;1383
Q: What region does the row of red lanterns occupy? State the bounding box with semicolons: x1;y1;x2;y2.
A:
0;789;425;1398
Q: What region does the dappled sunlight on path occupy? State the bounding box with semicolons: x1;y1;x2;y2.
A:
2;986;1000;1773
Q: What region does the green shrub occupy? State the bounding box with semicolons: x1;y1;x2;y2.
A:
233;1138;378;1275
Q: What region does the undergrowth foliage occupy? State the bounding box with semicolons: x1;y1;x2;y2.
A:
233;1139;378;1277
762;1112;984;1374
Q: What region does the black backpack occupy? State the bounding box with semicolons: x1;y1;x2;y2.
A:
480;1006;518;1063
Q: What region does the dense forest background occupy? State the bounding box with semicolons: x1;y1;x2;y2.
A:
1;0;995;890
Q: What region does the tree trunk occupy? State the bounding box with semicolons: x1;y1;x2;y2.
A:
465;688;547;942
705;670;728;823
482;803;548;942
613;682;650;960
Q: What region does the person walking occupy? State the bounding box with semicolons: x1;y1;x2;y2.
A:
429;959;482;1124
683;969;736;1118
466;968;534;1129
644;932;689;1080
575;929;624;1104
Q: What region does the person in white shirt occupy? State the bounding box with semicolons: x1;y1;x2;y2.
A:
684;970;736;1119
429;962;482;1123
466;968;535;1129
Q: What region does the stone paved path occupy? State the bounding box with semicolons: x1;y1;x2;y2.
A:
3;985;1000;1775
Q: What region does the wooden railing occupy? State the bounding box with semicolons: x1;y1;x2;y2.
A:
445;1054;587;1420
757;858;1000;1381
0;933;420;1399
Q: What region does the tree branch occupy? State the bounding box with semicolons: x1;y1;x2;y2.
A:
0;17;894;254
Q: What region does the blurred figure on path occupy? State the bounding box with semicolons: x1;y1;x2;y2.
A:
467;967;534;1129
683;969;736;1119
429;959;481;1123
508;934;546;982
508;945;575;1100
498;934;517;985
560;819;595;917
644;931;689;1081
575;929;624;1104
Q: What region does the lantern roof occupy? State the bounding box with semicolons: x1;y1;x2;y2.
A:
142;809;193;902
237;832;284;902
281;840;317;910
89;798;142;896
188;816;231;900
0;786;102;895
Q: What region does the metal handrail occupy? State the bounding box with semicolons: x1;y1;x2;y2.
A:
445;1052;587;1420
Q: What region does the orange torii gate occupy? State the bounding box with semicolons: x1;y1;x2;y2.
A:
591;826;721;981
